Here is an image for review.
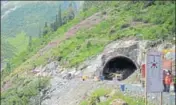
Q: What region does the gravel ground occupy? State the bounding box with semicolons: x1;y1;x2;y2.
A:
125;84;175;105
41;76;107;105
40;73;175;105
110;81;175;105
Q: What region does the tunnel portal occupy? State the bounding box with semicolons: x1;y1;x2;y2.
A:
102;56;137;81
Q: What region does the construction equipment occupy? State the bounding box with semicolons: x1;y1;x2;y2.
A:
82;75;88;81
109;72;123;81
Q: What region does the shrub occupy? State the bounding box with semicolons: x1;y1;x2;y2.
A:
120;23;130;29
1;77;49;105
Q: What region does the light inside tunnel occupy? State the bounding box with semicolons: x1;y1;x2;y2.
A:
102;56;137;80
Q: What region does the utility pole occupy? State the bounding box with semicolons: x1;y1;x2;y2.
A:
144;50;147;105
160;92;163;105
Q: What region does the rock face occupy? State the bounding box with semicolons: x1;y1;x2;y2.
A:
78;54;103;77
77;39;141;78
102;39;139;66
99;39;140;80
31;61;60;77
77;38;175;82
99;96;107;102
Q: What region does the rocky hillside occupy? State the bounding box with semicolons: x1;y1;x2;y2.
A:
1;1;175;105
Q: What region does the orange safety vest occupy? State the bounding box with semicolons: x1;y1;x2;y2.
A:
164;75;172;85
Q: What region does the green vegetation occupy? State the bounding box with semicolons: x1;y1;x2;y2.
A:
80;88;111;105
6;32;37;54
1;36;17;61
79;87;147;105
2;0;175;85
1;3;100;104
47;1;175;68
1;1;80;63
1;1;80;37
2;2;59;37
1;1;79;76
1;75;50;105
1;1;100;80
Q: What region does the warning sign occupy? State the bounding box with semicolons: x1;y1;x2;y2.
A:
146;50;164;93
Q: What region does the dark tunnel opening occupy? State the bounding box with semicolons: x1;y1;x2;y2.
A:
102;56;137;81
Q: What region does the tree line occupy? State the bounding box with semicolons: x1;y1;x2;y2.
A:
42;3;75;36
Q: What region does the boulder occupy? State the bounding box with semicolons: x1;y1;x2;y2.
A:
68;69;76;75
75;71;81;77
99;96;107;102
108;90;116;97
62;73;72;80
44;61;59;75
32;65;42;74
110;99;128;105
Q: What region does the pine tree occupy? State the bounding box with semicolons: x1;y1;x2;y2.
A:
43;22;48;35
28;36;32;51
68;2;75;20
50;23;54;31
55;15;58;28
6;62;11;73
53;22;57;31
58;5;62;27
62;15;68;25
45;22;48;28
39;25;42;38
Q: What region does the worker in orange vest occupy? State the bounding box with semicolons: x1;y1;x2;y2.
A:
163;70;167;92
164;73;172;92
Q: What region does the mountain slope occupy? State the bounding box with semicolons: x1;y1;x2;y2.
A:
1;1;175;105
1;1;83;68
1;37;17;69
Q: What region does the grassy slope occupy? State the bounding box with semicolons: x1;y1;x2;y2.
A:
1;1;80;63
79;87;151;105
1;37;17;60
6;32;38;55
36;1;175;68
1;1;175;105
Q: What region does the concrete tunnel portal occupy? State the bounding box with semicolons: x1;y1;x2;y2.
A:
102;56;137;81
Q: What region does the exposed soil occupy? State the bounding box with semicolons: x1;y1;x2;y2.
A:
37;12;107;57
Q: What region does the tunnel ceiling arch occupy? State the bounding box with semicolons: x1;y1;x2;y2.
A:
102;56;137;80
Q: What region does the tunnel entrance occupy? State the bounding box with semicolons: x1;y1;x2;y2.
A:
102;56;137;81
